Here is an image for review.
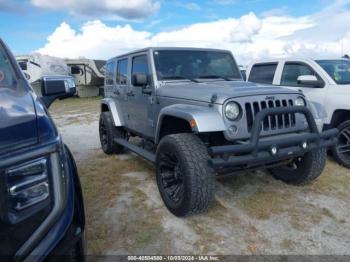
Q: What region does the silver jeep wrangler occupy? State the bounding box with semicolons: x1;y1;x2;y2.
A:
99;47;338;217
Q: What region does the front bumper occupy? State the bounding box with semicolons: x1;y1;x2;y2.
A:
208;107;338;170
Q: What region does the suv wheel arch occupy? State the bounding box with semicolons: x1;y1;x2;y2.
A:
330;110;350;128
157;115;193;143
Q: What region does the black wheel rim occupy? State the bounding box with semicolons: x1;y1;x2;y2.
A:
337;127;350;160
99;118;108;148
159;152;184;204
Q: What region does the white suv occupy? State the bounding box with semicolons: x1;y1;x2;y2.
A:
246;58;350;167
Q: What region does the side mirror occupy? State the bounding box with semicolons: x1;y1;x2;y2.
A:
297;75;323;88
132;73;149;87
40;76;76;108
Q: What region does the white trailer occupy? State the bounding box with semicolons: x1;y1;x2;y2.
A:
16;54;69;96
65;59;106;97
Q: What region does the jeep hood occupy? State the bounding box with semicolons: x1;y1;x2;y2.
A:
0;88;38;154
157;81;300;104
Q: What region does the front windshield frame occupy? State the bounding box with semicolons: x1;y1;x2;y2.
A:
0;41;18;88
316;59;350;85
153;49;242;82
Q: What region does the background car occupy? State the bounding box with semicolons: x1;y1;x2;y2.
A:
246;58;350;167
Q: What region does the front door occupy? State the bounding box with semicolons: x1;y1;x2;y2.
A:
279;62;327;108
127;53;154;138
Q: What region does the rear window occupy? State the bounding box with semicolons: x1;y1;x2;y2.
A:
105;61;116;85
248;63;277;84
0;45;17;88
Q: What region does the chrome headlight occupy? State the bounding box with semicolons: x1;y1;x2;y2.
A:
224;102;241;121
295;97;306;106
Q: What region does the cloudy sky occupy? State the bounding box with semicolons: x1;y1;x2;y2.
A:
0;0;350;65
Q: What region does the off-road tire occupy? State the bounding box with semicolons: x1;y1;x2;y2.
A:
331;120;350;168
99;112;125;154
156;133;215;217
268;148;326;185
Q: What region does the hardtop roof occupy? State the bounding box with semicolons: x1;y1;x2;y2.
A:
107;46;232;62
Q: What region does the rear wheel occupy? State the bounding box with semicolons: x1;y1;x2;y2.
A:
268;148;326;185
156;133;215;217
99;112;125;154
331;120;350;168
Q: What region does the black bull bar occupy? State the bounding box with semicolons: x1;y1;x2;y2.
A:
208;106;338;169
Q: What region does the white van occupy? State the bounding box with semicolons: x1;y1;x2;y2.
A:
246;58;350;167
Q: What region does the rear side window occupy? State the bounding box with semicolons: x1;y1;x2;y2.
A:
132;55;149;76
116;59;128;85
0;45;17;88
248;63;277;84
105;61;116;85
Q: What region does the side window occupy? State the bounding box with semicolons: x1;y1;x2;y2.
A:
281;63;317;86
116;59;128;85
132;55;149;76
105;61;116;85
248;63;277;84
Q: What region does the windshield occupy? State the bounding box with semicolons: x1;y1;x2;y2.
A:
153;50;242;81
316;59;350;85
0;44;17;88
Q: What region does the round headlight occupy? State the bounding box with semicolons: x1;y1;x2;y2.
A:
225;102;241;121
295;97;306;106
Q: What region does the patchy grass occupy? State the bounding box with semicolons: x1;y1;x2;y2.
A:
236;189;289;220
50;97;101;125
304;160;350;199
78;150;155;254
280;239;297;251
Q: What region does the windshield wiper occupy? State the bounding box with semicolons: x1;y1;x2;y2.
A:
197;75;235;81
161;76;199;83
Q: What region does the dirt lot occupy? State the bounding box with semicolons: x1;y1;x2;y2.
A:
51;97;350;255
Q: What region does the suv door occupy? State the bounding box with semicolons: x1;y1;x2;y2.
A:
278;62;327;106
127;53;154;138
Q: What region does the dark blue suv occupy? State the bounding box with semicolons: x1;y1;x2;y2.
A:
0;39;85;261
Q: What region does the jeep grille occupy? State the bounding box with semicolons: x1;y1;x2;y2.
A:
245;99;296;132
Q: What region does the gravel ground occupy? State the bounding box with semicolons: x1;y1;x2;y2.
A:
51;97;350;256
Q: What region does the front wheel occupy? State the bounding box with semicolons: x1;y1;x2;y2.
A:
156;133;215;217
268;148;326;185
99;112;125;154
331;120;350;168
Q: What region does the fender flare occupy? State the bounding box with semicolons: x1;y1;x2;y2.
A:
101;98;124;126
155;104;226;143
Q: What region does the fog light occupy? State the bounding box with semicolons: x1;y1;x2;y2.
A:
301;141;308;150
270;146;278;156
228;125;238;135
